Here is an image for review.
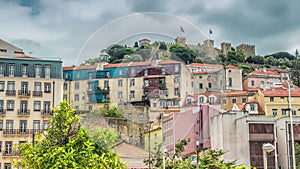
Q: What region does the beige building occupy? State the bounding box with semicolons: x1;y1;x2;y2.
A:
0;40;64;168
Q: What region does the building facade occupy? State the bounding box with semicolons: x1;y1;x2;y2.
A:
0;54;63;167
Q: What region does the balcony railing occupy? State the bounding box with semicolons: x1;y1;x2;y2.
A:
41;110;53;116
33;91;43;97
2;150;19;157
0;109;6;116
3;129;16;135
87;87;110;94
17;129;30;135
18;109;30;116
5;90;16;96
18;90;31;97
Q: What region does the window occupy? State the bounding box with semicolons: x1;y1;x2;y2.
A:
153;103;157;107
130;91;135;98
118;91;123;99
209;96;215;103
74;94;79;101
0;81;4;91
7;100;14;111
175;65;179;73
174;100;179;106
19;120;27;133
251;80;254;86
161;68;166;75
7;81;15;90
63;95;68;101
222;99;226;104
34;82;41;91
4;163;11;169
44;101;51;113
89;106;93;111
6;120;13;133
118;69;123;75
43;120;49;130
21;82;28;94
199;83;203;89
0;63;4;76
228;78;232;86
270;97;274;102
44;83;51;93
174;76;179;83
8;64;15;77
21;64;28;77
0;120;3;131
186;98;192;105
280;96;284;102
281;109;287;116
130;68;136;76
208;83;212;88
127;113;132;120
160;100;166;107
76;71;80;78
292;109;297;116
74;82;80;90
139;113;144;121
261;81;264;85
88;72;93;80
35;64;42;78
45;65;51;78
104;80;109;90
232;98;236;104
272;109;278;116
250;104;255;111
33;120;40;133
130;79;135;86
34;101;41;111
20;101;28;114
144;69;148;76
63;83;68;90
242;98;246;103
174;88;179;96
199;96;205;103
118;80;123;87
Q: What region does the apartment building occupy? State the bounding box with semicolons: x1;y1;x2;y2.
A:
0;54;63;167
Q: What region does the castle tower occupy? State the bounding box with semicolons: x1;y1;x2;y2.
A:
221;42;232;55
175;37;186;46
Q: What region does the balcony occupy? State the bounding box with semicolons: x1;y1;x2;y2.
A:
3;129;16;135
17;129;30;135
5;90;16;96
0;109;6;116
2;150;19;157
159;83;166;89
18;109;30;116
41;110;53;116
87;87;110;95
33;91;43;97
18;90;31;98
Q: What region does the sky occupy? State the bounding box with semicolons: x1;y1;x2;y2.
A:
1;0;300;66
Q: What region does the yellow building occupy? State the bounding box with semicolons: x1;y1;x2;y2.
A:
144;126;162;153
255;85;300;118
0;48;64;167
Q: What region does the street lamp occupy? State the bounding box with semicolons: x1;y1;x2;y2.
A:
146;121;154;169
162;146;167;169
196;141;200;169
262;143;275;169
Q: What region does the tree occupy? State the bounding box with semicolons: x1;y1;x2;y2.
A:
169;44;197;64
106;44;134;62
12;101;126;169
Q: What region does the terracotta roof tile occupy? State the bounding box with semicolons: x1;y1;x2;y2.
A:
13;55;39;60
104;63;130;68
225;65;239;69
262;89;300;97
187;63;223;68
159;60;181;64
63;66;76;70
74;65;97;70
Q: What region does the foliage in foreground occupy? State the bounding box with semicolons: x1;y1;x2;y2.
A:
12;101;126;169
145;139;254;169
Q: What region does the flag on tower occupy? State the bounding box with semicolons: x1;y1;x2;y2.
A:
180;26;185;33
209;29;213;34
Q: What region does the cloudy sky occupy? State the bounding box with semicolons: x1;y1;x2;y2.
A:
1;0;299;66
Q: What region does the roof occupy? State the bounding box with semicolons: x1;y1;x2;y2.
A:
63;65;96;71
103;63;130;68
187;63;223;68
13;55;39;60
250;69;279;76
159;60;181;64
225;65;239;69
262;88;300;97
